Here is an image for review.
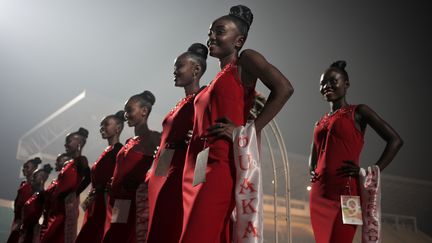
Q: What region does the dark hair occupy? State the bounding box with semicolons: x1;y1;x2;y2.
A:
27;157;42;167
329;60;349;81
67;127;89;147
183;43;208;75
104;110;126;128
131;90;156;114
41;164;53;174
72;127;89;139
224;5;253;38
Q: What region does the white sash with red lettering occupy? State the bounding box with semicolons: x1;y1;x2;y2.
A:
359;165;381;243
232;121;263;243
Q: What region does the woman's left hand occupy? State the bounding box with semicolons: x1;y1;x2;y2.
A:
336;160;360;177
206;117;236;140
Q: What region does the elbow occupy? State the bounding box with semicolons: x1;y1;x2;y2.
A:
280;81;294;102
390;135;404;151
395;137;404;150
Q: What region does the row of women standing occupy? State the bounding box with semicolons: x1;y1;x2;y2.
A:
8;4;403;243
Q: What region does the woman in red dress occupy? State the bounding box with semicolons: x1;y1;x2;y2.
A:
41;127;90;243
76;111;125;243
102;91;160;243
180;5;294;243
146;43;207;243
7;157;42;243
20;164;53;243
309;61;403;243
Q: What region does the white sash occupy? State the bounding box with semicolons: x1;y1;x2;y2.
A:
232;121;263;243
136;182;148;243
359;165;381;243
64;192;79;243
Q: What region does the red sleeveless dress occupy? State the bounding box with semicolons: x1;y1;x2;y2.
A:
310;105;364;243
180;63;256;243
41;157;87;243
75;143;122;243
21;188;49;243
147;95;195;243
7;181;33;243
102;136;155;243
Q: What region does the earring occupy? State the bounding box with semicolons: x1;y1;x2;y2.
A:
78;144;81;152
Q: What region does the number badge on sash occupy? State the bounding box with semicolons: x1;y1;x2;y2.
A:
192;147;209;187
111;199;131;223
154;148;175;177
341;195;363;225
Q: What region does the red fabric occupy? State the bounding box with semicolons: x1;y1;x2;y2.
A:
21;193;44;243
180;63;256;243
102;137;154;243
146;95;195;243
41;158;85;243
310;105;364;243
75;143;122;243
7;181;33;243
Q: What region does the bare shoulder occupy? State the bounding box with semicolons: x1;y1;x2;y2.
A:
356;104;376;117
239;49;267;65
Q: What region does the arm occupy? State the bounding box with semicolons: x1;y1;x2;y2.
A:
337;104;404;177
239;49;293;132
309;141;317;174
76;166;90;195
356;104;403;171
207;49;293;138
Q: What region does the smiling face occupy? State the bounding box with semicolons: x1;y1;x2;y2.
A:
124;98;147;127
64;134;82;155
173;55;196;87
320;69;349;102
207;17;244;59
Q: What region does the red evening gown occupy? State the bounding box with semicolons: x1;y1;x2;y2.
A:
21;191;46;243
41;157;87;243
75;143;122;243
310;105;364;243
7;181;33;243
102;134;158;243
180;63;256;243
146;94;195;243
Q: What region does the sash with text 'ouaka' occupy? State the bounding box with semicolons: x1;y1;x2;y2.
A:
359;165;381;243
232;121;263;243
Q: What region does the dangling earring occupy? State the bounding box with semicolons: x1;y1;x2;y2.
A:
78;144;81;153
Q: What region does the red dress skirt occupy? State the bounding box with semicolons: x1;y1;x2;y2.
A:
310;105;364;243
180;63;255;243
146;94;195;243
7;181;33;243
41;157;86;243
75;143;122;243
102;136;157;243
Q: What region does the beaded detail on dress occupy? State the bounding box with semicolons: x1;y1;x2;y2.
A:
317;105;355;130
169;94;196;115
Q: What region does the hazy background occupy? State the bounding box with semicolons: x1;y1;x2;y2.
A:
1;0;430;203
